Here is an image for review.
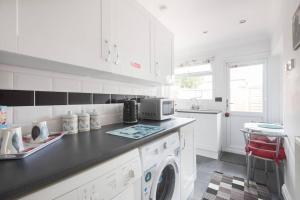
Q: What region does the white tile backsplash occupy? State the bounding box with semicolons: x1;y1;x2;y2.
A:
103;82;119;94
47;119;62;132
119;85;133;94
0;64;162;132
102;104;120;114
81;79;103;93
53;77;81;92
52;105;82;119
0;70;13;89
13;106;52;125
13;73;52;91
81;104;102;113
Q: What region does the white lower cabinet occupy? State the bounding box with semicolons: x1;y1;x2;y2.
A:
179;121;196;200
176;112;222;159
20;149;141;200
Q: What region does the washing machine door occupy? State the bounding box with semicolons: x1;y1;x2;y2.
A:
150;156;179;200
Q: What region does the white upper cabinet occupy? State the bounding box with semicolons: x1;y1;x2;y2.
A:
104;0;152;80
0;0;18;52
152;19;174;84
0;0;174;83
18;0;109;71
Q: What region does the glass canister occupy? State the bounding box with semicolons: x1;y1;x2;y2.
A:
62;111;78;134
89;109;101;130
78;110;90;132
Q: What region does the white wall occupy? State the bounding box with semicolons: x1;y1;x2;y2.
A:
272;0;300;199
174;39;283;154
0;64;160;134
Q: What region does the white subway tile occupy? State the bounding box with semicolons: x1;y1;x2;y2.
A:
102;104;119;114
53;78;81;92
119;85;133;95
81;104;104;114
0;70;13;89
116;104;123;113
81;80;103;93
13;106;52;125
47;119;62;133
100;114;122;125
52;105;82;119
103;82;119;94
13;73;52;91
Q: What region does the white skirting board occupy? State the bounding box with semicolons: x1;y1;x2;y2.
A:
196;148;219;159
282;184;292;200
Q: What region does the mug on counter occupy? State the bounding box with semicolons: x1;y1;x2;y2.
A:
32;121;49;142
0;127;24;154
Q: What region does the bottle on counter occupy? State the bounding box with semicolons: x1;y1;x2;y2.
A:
89;109;101;130
62;111;78;134
78;110;90;132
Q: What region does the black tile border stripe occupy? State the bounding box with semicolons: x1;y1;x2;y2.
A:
0;90;150;107
68;93;93;105
35;91;68;106
0;89;34;107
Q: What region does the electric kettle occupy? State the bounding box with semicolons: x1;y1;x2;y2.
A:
123;100;138;124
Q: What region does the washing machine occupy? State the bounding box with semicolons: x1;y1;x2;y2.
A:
139;132;180;200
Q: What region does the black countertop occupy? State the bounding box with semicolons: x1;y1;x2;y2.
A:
0;117;195;200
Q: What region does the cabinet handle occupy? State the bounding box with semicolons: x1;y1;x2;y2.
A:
104;40;111;62
114;44;119;65
155;62;159;76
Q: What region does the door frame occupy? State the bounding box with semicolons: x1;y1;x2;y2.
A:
224;57;268;154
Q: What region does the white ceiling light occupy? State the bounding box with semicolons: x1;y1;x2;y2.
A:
239;19;247;24
159;5;167;11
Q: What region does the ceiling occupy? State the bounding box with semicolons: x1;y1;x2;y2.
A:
136;0;281;53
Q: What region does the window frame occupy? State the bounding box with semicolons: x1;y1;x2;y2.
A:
174;63;214;100
226;59;267;117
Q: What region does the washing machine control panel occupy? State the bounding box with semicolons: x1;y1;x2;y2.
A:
143;165;156;199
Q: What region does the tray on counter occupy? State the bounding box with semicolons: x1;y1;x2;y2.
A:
106;124;164;139
0;132;66;160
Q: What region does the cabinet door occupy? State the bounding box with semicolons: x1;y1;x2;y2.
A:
111;0;151;79
180;122;196;199
18;0;108;71
153;21;174;84
0;0;17;52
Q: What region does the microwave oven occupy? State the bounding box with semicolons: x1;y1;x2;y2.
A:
140;98;174;121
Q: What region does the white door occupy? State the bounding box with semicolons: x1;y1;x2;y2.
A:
225;61;266;154
110;0;151;79
18;0;109;71
152;20;174;84
0;0;17;52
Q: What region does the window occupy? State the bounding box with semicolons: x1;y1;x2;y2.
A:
229;64;263;112
174;64;213;99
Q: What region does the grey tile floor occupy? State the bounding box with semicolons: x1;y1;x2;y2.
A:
191;152;282;200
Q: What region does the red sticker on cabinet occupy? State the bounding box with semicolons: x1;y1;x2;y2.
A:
131;62;141;69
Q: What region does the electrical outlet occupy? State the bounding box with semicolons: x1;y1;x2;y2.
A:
285;59;295;71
